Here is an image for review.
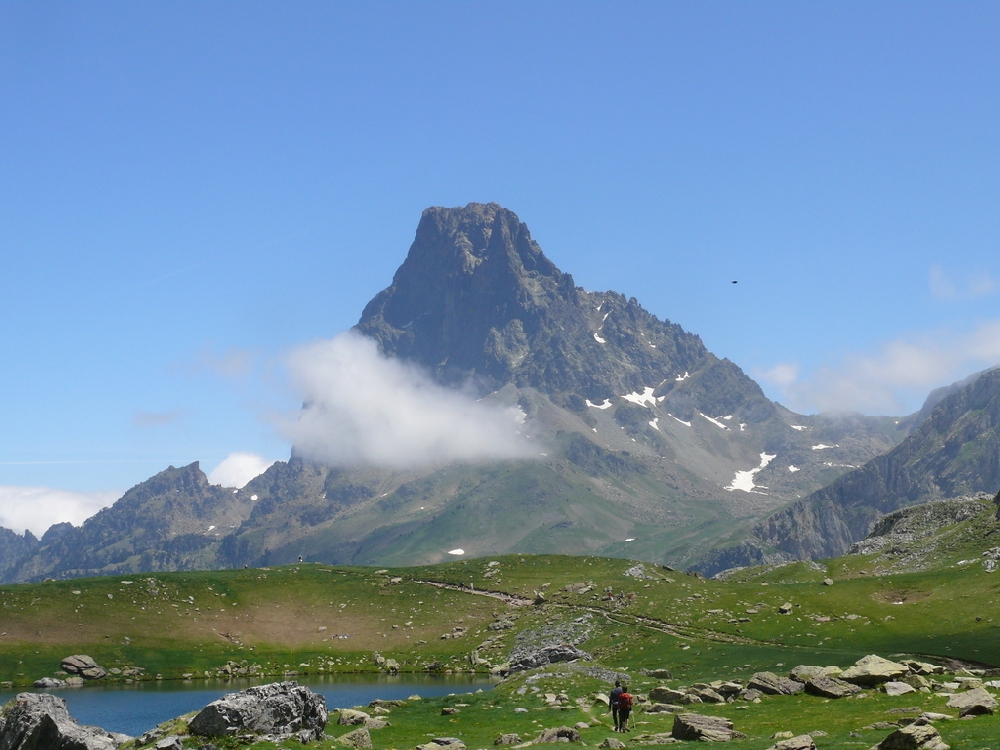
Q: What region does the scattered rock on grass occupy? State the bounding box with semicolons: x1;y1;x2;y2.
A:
766;734;816;750
840;655;907;686
748;672;805;695
599;738;626;749
884;682;917;697
536;726;581;743
873;721;949;750
338;709;371;725
648;687;686;704
804;676;861;699
494;733;522;745
945;687;997;716
339;727;373;749
671;713;746;742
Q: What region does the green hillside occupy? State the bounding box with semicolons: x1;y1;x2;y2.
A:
4;537;1000;748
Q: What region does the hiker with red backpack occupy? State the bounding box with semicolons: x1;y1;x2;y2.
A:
617;685;633;732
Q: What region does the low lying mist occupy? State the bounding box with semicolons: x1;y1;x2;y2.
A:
283;332;535;469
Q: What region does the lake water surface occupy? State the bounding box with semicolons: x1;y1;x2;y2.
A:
0;674;497;737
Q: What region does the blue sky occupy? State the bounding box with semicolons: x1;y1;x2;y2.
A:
1;2;998;532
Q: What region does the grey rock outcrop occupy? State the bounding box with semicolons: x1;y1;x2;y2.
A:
0;692;129;750
840;655;907;686
804;676;861;699
874;721;949;750
945;686;997;716
60;655;106;680
752;368;1000;562
598;738;626;749
188;681;327;739
536;727;581;743
671;713;746;741
747;671;804;695
32;677;66;689
766;735;816;750
648;687;686;704
883;681;917;697
509;644;590;672
494;733;522;745
339;727;373;749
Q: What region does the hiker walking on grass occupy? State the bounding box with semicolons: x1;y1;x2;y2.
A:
617;685;633;732
609;680;623;731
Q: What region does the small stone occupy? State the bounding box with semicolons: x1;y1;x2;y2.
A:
495;733;522;745
599;738;626;749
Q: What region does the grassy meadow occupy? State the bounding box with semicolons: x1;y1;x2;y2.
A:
2;551;1000;748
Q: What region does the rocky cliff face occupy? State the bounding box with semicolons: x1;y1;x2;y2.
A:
716;368;1000;570
8;463;255;581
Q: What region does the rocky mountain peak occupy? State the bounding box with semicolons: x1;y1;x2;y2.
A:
356;203;737;412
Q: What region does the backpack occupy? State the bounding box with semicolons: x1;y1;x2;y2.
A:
619;692;633;710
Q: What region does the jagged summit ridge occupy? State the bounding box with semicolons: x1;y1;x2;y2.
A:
356;202;752;417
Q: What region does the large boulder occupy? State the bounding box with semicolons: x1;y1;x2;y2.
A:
839;655;907;686
945;687;998;716
671;713;746;741
188;681;327;740
804;676;861;699
60;655;106;680
874;722;949;750
0;692;129;750
747;672;804;696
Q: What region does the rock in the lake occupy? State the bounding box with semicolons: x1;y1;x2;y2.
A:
874;722;949;750
766;734;816;750
0;692;128;750
671;713;746;741
804;675;861;699
840;655;907;686
945;686;998;716
748;671;805;695
494;733;522;745
188;681;327;739
884;681;917;697
536;726;581;743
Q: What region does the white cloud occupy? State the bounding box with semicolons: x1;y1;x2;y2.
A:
765;320;1000;414
208;452;277;488
929;264;997;301
758;362;799;388
283;332;535;468
0;486;119;537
